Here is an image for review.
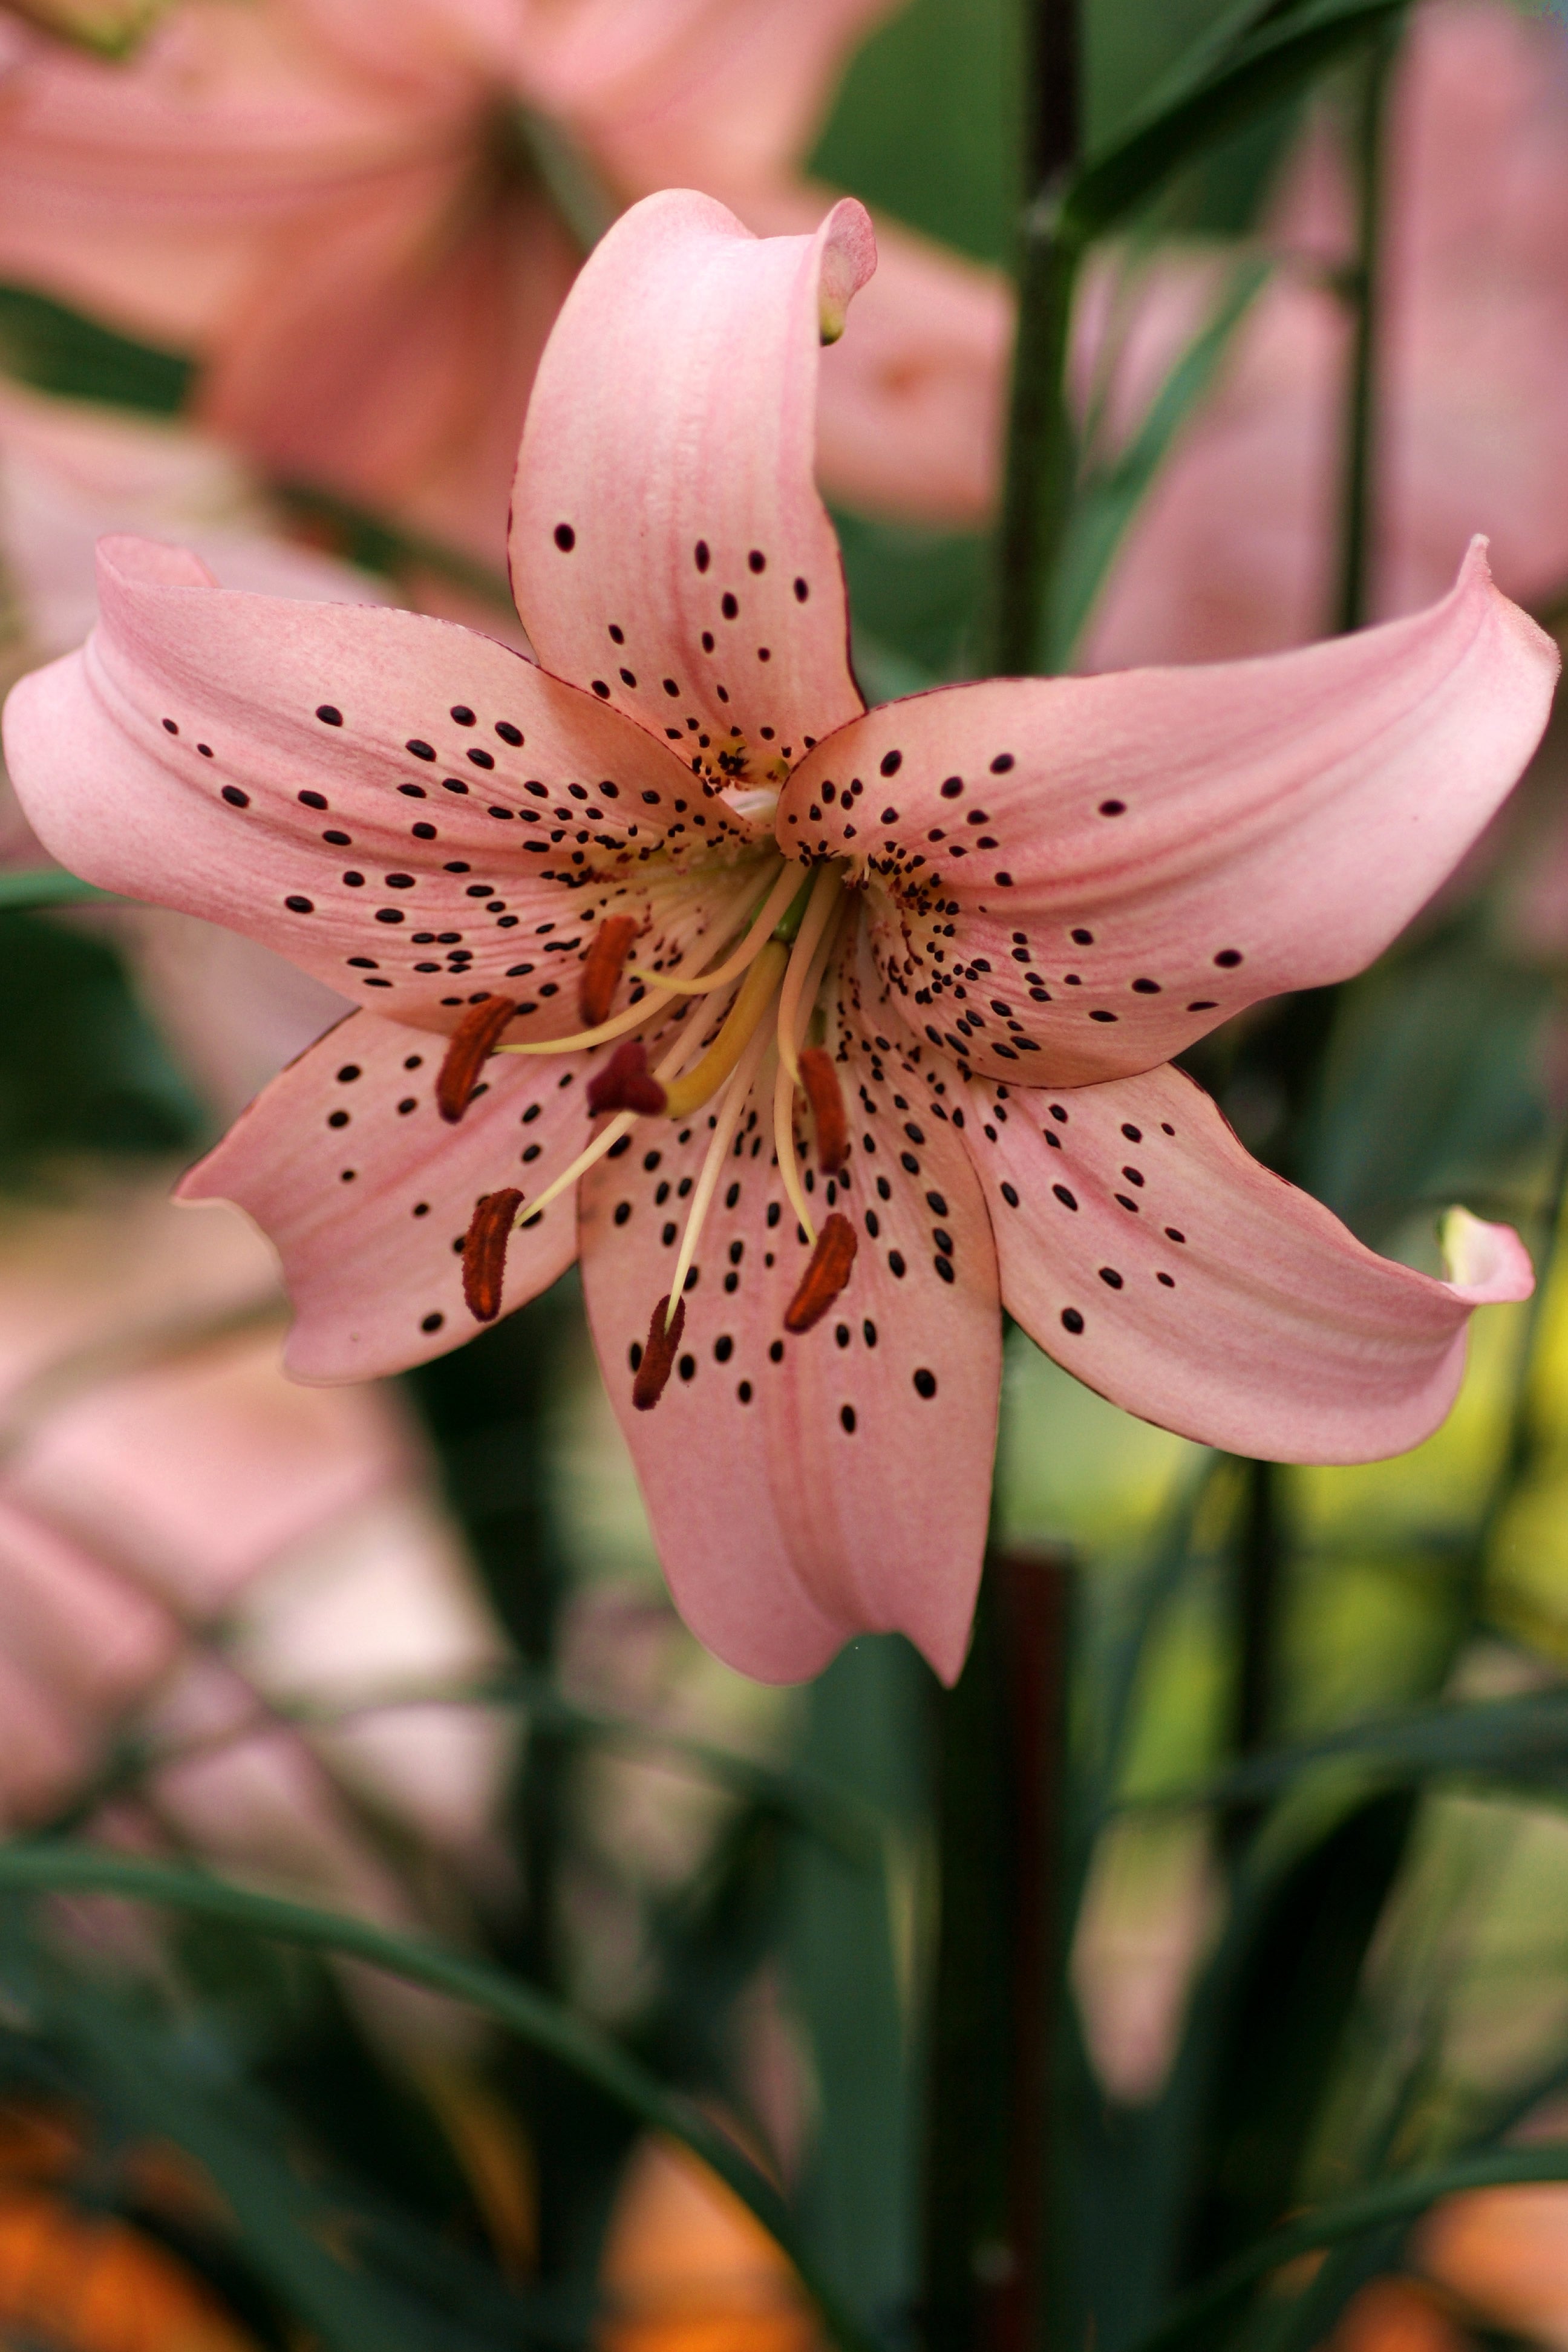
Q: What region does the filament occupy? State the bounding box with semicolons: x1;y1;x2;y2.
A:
774;863;844;1083
494;986;673;1059
512;1013;704;1225
624;859;797;995
665;1024;775;1326
660;939;788;1120
773;1052;815;1248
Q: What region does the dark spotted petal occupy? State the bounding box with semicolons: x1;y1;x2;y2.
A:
179;1008;596;1379
2;535;765;1038
577;931;998;1685
962;1061;1532;1461
778;542;1557;1085
509;189;871;781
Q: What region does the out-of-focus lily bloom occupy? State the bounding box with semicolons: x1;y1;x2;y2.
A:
1084;0;1568;671
0;0;1005;558
597;2133;818;2352
4;192;1553;1687
0;1183;508;1918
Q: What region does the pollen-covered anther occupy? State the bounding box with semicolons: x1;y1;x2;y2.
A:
633;1294;685;1410
579;914;639;1026
437;995;518;1123
463;1187;523;1322
799;1046;848;1174
783;1212;857;1334
587;1037;667;1117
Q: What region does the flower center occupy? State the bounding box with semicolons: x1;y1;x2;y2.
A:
447;854;862;1390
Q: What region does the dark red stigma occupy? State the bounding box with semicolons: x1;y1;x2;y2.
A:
587;1036;667;1118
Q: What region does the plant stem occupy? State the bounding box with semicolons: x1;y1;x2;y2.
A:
990;0;1085;678
920;1549;1072;2352
1332;23;1400;635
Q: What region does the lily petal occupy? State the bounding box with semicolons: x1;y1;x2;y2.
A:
781;541;1557;1086
577;936;999;1684
962;1060;1532;1463
2;533;768;1032
509;188;872;767
178;1009;592;1381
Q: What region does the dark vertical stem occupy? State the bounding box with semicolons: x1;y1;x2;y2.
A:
990;0;1084;678
920;1549;1072;2352
1333;24;1399;636
1233;1459;1279;1760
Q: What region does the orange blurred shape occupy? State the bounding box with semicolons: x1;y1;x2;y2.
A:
0;2187;255;2351
1420;2184;1568;2350
596;2135;821;2352
1327;2275;1469;2352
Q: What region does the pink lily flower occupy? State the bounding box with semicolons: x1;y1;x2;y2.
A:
1085;0;1568;670
3;191;1555;1687
0;0;1003;559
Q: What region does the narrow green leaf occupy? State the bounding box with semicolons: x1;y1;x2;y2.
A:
0;869;119;910
1063;0;1410;237
1126;2143;1568;2352
1123;1687;1568;1815
0;284;192;411
1049;254;1270;667
0;1842;878;2352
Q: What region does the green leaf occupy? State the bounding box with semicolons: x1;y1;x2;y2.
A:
1125;1687;1568;1815
1047;253;1270;667
0;1841;878;2352
1126;2141;1568;2352
0;868;119;910
0;283;192;411
1063;0;1410;239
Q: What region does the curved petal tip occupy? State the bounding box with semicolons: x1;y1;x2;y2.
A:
1440;1207;1534;1304
96;533;218;592
817;197;877;344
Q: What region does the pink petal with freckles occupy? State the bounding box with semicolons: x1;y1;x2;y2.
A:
179;1008;597;1381
509;188;871;764
733;180;1009;531
783;542;1557;1088
2;533;769;1033
578;935;998;1684
964;1061;1530;1463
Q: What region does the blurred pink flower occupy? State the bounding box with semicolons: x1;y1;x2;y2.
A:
0;1183;509;1936
4;192;1553;1687
0;0;1007;558
1084;0;1568;670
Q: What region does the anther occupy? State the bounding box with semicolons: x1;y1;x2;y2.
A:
587;1037;667;1117
579;914;639;1027
437;996;517;1122
463;1188;523;1321
783;1212;857;1333
633;1294;685;1410
799;1047;848;1175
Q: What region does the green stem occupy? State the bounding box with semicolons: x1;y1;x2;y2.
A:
0;1840;877;2352
1332;22;1400;635
990;0;1085;679
991;214;1084;676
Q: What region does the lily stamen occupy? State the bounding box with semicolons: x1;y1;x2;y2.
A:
462;1187;524;1321
664;1027;776;1327
783;1212;858;1333
799;1047;849;1174
632;1294;685;1411
437;994;521;1124
624;858;797;996
579;914;640;1027
772;1053;815;1247
494;985;673;1060
774;863;844;1083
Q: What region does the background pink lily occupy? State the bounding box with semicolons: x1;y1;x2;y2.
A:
1084;0;1568;671
2;189;1554;1688
0;0;1007;563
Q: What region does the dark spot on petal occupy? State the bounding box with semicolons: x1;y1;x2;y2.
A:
1061;1307;1085;1334
554;523;575;550
316;705;342;725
